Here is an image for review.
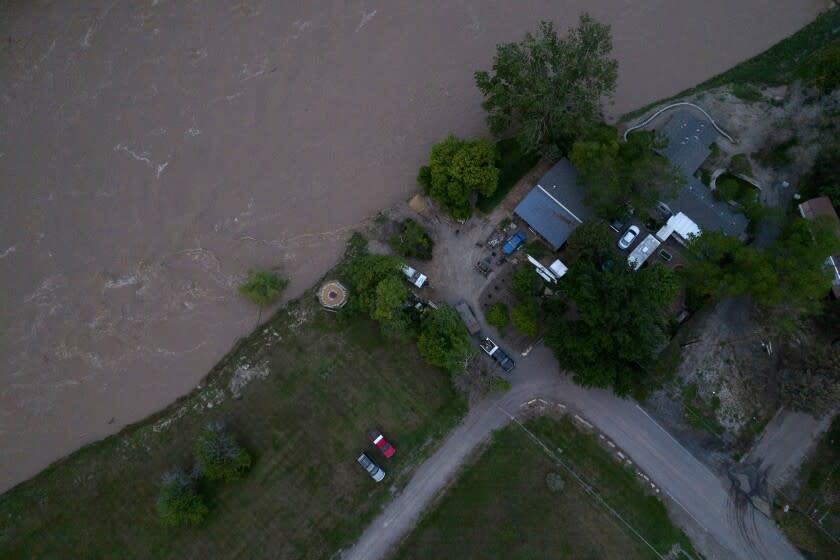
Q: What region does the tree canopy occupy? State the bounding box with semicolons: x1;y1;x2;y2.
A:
390;218;434;260
157;472;208;528
194;422;252;482
417;305;476;374
564;220;615;266
475;16;618;157
545;261;679;396
239;270;288;307
344;252;411;336
569;126;685;219
683;217;840;315
417;136;499;219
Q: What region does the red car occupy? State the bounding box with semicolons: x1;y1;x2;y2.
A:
369;429;395;458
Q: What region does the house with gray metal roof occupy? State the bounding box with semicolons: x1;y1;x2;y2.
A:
513;159;593;250
654;110;748;238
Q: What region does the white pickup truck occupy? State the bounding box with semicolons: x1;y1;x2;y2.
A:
399;264;428;288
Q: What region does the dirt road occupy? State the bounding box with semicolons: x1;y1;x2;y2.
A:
343;345;801;560
0;1;824;491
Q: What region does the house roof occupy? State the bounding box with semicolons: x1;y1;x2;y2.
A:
798;196;840;223
663;176;748;238
656;212;701;243
656;110;719;174
514;159;592;250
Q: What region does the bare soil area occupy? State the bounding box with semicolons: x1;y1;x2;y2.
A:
0;0;825;491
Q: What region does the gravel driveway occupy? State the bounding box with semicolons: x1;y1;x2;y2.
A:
342;345;802;560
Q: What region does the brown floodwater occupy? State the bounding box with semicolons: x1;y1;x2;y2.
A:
0;1;824;491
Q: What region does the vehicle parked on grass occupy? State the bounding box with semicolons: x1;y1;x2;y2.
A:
399;263;428;288
356;452;386;481
369;429;396;458
479;336;515;372
502;231;527;255
618;225;640;250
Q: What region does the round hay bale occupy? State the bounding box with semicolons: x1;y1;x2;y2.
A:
318;280;348;310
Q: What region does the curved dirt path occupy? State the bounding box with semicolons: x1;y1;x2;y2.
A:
343;345;801;560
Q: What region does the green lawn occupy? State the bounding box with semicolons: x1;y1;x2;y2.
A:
476;138;541;213
394;416;697;560
0;295;464;559
776;415;840;559
623;9;840;121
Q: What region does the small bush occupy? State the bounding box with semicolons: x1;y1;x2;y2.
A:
729;154;753;177
731;83;763;102
390;219;434;260
545;472;565;493
239;270;288;307
511;301;538;337
485;303;509;329
523;240;548;259
195;422;252;482
157;471;209;527
490;377;511;393
511;265;540;301
754;136;797;168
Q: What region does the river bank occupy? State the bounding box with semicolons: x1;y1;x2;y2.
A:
0;0;825;492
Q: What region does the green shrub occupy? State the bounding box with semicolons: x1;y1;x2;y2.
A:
755;136;797;168
523;240;548;259
796;40;840;93
511;301;538;337
485;303;509;329
490;377;511;393
157;472;208;527
390;219;434;260
731;83;763;102
545;472;565;493
239;270;288;307
729;154;753;177
195;422;252;482
511;265;540;301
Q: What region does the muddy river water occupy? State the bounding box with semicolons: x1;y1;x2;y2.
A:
0;1;824;491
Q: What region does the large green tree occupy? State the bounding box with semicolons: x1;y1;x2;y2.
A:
545;262;679;396
564;220;615;265
475;16;618;157
569;126;685;218
683;217;840;314
344;252;411;335
417;306;476;374
417;136;499;219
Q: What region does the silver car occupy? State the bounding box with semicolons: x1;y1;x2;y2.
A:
618;225;641;250
356;452;386;482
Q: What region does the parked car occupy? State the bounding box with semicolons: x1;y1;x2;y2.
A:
479;336;515;373
356;452;386;482
502;231;527;255
369;429;396;458
618;225;640;250
399;263;428;288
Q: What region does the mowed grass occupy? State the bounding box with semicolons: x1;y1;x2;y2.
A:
0;296;465;560
394;416;697;560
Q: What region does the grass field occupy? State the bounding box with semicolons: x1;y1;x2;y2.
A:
777;415;840;559
393;416;697;560
476;138;541;214
0;294;465;559
622;9;840;121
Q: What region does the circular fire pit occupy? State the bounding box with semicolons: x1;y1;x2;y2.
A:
318;280;348;310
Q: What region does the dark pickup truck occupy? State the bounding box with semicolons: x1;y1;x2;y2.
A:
479;336;515;373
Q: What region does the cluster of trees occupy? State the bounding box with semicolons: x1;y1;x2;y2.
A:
342;234;475;374
157;423;252;527
801;143;840;208
545;256;679;397
682;217;840;315
417;136;500;220
389;218;434;260
475;16;618;158
569;125;685;219
239;270;288;308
